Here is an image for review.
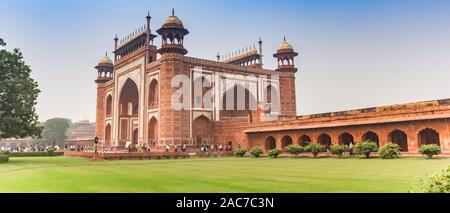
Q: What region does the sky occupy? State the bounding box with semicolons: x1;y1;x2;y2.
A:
1;0;450;122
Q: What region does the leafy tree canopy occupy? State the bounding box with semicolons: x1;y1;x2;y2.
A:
0;38;42;139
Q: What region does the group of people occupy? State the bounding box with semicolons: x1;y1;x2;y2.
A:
126;143;152;153
164;143;187;152
1;145;60;153
198;143;233;155
65;144;85;152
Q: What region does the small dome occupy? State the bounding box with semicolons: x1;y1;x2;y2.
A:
277;41;294;52
98;55;113;66
162;15;184;28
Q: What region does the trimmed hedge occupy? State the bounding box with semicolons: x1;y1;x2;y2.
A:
268;149;282;158
235;148;247;157
250;147;263;158
0;154;9;163
9;151;64;157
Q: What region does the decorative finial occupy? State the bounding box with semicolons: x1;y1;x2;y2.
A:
284;36;286;42
105;52;108;57
172;8;175;16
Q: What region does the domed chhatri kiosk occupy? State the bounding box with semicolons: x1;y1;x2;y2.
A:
90;9;450;155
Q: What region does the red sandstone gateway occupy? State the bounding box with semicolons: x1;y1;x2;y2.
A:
93;10;449;155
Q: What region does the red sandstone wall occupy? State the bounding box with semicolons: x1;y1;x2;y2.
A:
247;118;450;153
213;117;251;149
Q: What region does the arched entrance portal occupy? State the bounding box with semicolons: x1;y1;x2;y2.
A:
318;134;332;149
148;117;158;146
298;135;311;146
265;136;276;151
417;128;440;147
281;135;293;149
193;115;212;146
388;130;408;151
118;79;139;146
338;132;354;146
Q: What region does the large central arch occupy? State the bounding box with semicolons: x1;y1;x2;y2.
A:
118;79;139;145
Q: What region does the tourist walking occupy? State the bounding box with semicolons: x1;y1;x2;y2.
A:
349;142;354;156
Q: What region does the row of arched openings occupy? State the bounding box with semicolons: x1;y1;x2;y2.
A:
264;128;441;152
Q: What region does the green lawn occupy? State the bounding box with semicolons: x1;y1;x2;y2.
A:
0;156;449;192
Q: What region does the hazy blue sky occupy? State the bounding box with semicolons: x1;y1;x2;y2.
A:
1;0;450;122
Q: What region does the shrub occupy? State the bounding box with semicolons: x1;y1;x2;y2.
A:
9;151;64;157
330;144;347;157
354;141;378;158
235;148;247;157
418;144;441;159
250;147;263;158
379;143;401;159
306;143;325;158
411;167;450;193
0;154;9;163
267;149;282;158
1;151;10;155
284;145;304;158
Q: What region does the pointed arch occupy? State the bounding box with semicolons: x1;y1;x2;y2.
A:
193;115;212;146
318;133;332;149
265;136;276;151
417;128;440;147
388;129;408;151
338;132;354;146
362;131;379;146
148;79;159;109
106;95;112;117
298;135;311;146
281;135;293;149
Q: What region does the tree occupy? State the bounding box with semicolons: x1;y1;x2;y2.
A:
284;145;304;158
37;118;71;145
354;140;378;158
250;147;263;158
418;144;441;159
267;149;282;158
330;144;348;157
306;143;325;158
0;38;42;139
411;167;450;193
379;143;401;159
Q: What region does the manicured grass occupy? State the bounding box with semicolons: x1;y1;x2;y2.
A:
0;156;449;192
